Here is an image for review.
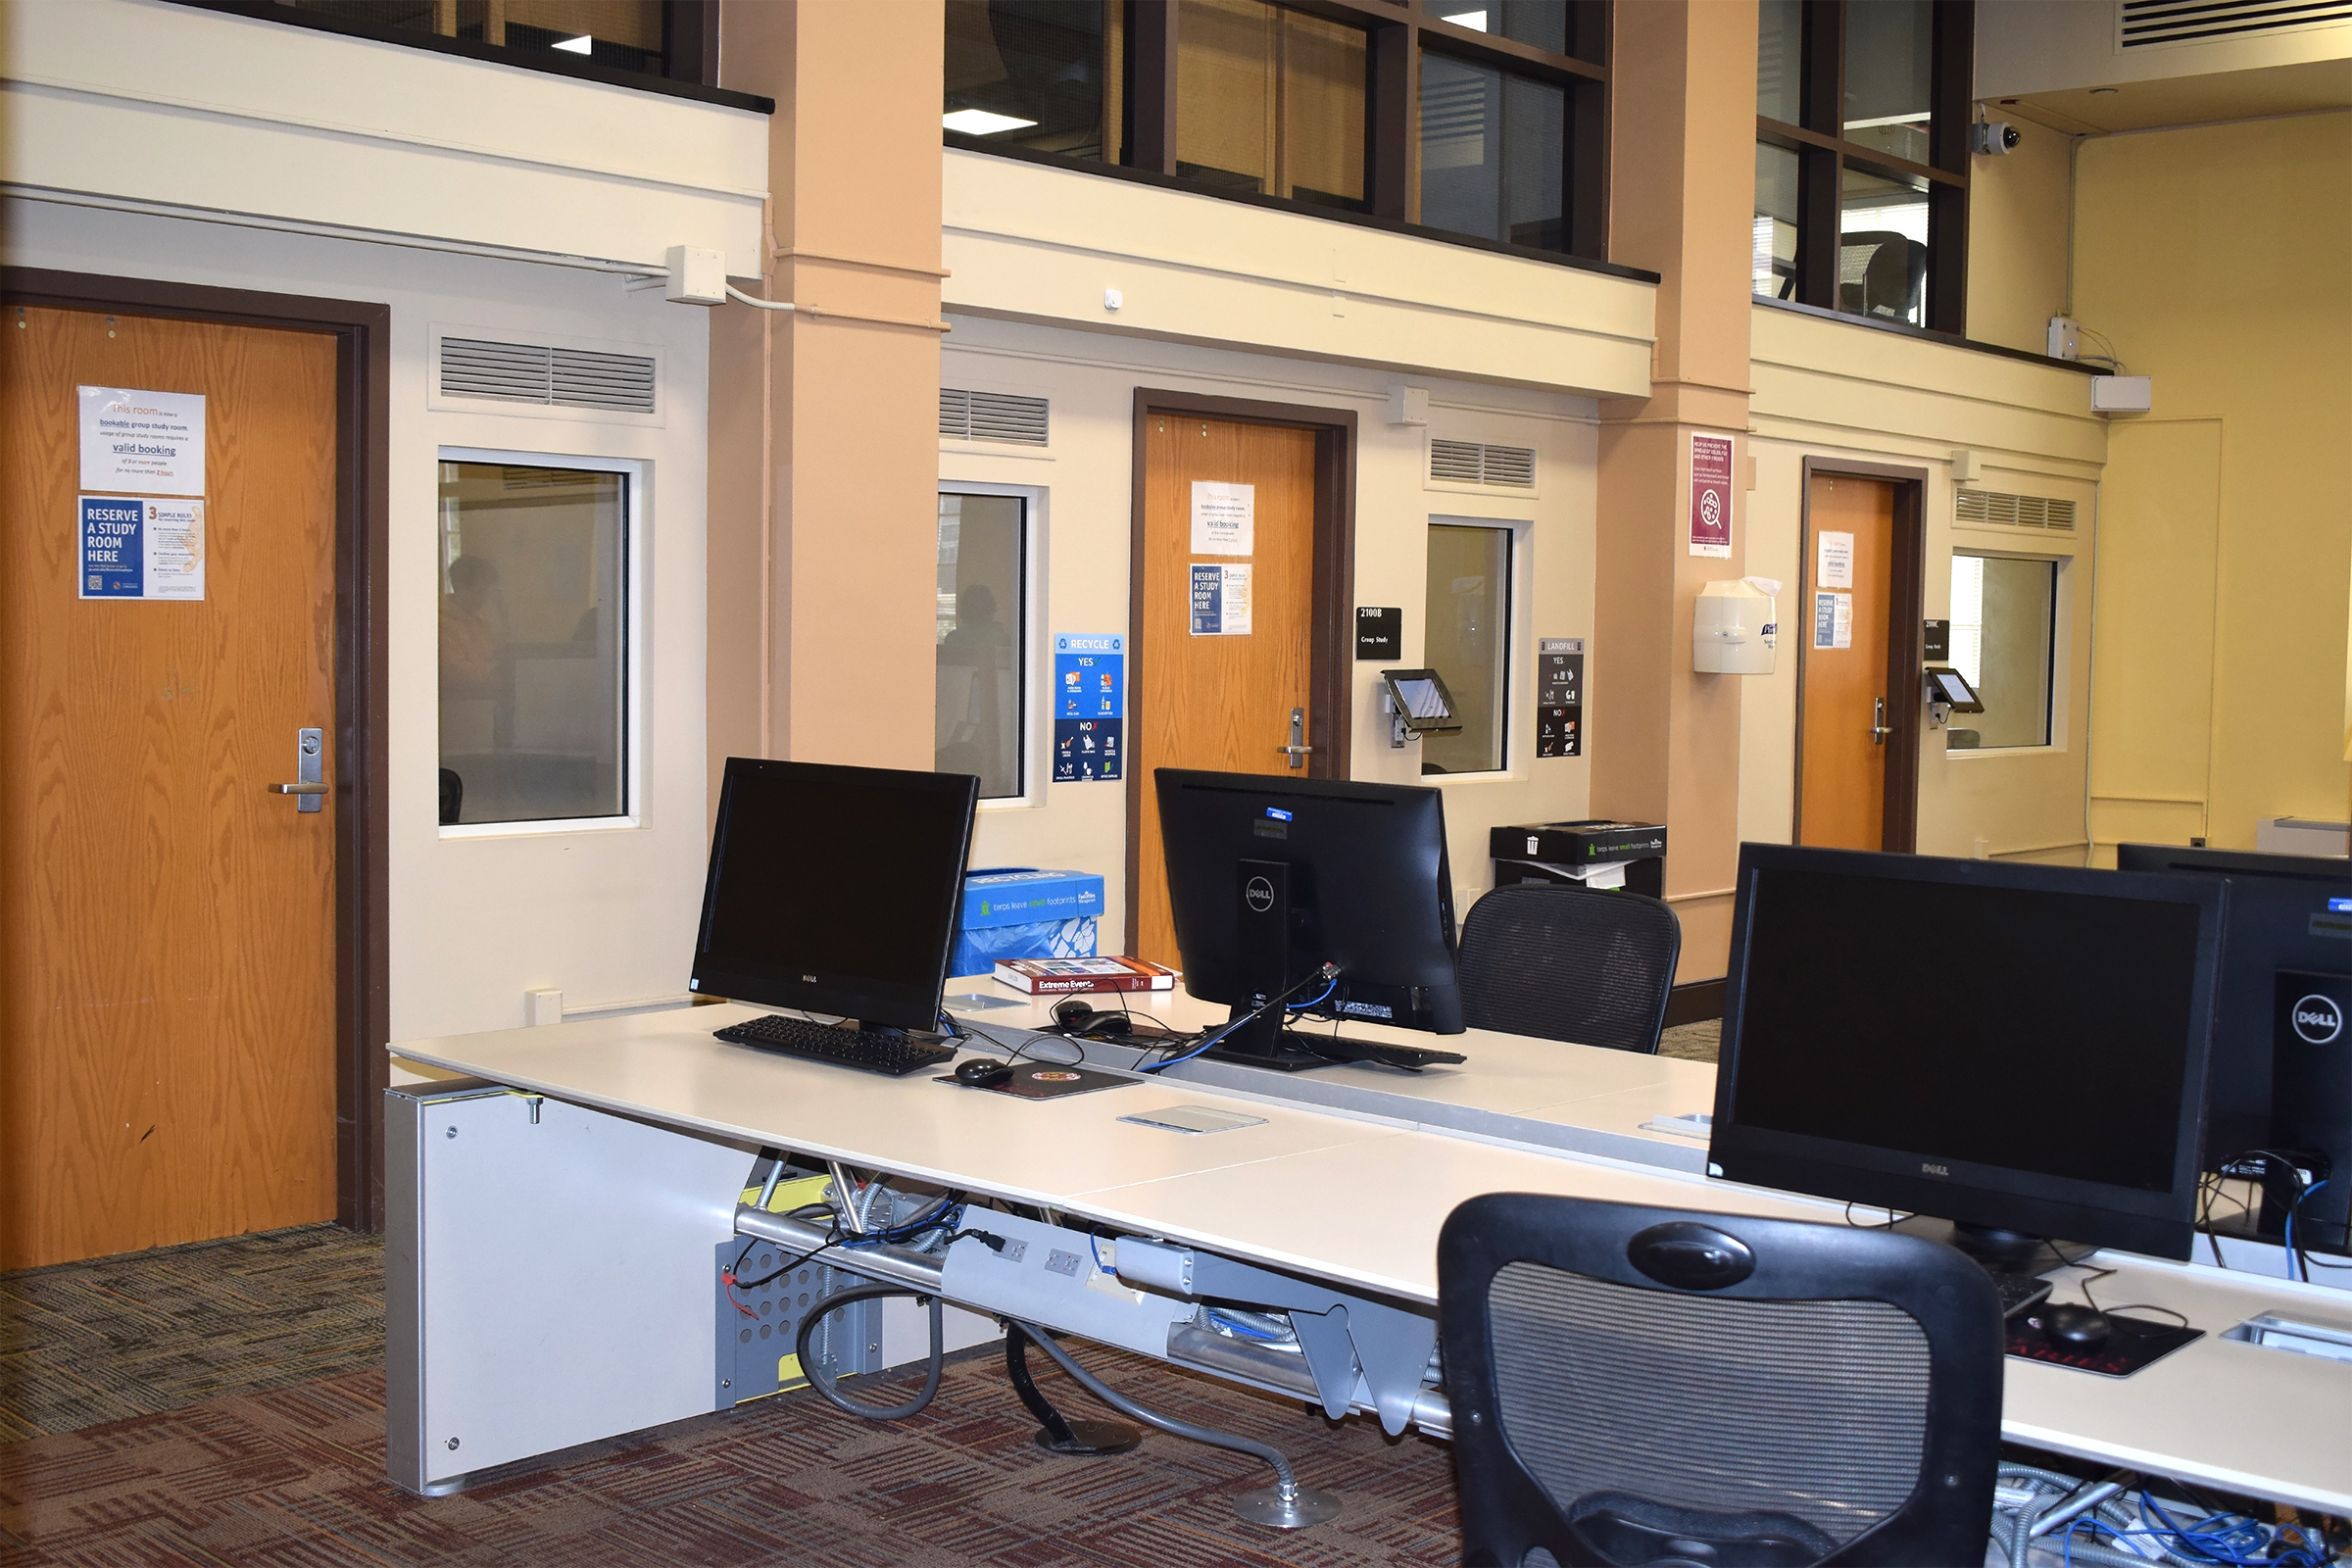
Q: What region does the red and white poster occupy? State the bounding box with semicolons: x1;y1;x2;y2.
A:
1689;431;1734;559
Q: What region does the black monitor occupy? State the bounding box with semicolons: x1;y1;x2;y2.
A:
691;758;978;1032
1155;768;1462;1067
1709;844;2227;1263
2116;843;2351;1253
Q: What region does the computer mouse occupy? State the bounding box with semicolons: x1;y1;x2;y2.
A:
2039;1303;2110;1348
954;1058;1017;1089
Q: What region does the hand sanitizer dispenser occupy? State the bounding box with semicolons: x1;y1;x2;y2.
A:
1693;577;1781;675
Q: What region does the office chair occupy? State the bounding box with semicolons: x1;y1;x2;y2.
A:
1455;884;1680;1053
1838;230;1927;322
1438;1194;2003;1568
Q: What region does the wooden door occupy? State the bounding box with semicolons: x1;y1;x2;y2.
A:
1796;474;1896;849
1;305;340;1269
1133;415;1319;966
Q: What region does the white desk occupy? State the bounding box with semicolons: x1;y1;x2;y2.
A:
388;1004;2352;1516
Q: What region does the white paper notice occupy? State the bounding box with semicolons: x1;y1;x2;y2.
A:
1190;481;1254;556
1812;591;1853;650
1190;563;1253;635
78;386;206;496
1817;530;1854;590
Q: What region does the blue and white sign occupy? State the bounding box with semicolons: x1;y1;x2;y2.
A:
78;385;206;497
1053;633;1123;783
79;496;208;601
1190;563;1252;636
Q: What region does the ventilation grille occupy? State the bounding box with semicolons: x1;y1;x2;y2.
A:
2119;0;2352;47
1956;489;2078;531
940;387;1050;445
1431;438;1538;488
440;337;657;414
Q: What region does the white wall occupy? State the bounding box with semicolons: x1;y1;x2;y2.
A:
941;317;1597;942
5;198;715;1042
1;0;765;276
1740;306;2107;863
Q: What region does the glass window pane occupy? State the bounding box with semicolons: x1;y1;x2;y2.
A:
1757;0;1802;123
1420;55;1565;252
1177;0;1365;211
945;1;1117;162
936;494;1024;799
1422;524;1511;775
1430;1;1569;55
1754;141;1798;299
438;462;625;825
284;0;670;79
1838;163;1929;324
1842;0;1932;166
1949;552;2056;749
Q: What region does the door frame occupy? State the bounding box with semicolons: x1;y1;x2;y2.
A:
1124;388;1358;956
1791;456;1927;853
3;267;392;1231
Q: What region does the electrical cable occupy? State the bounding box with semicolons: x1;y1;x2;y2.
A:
1011;1319;1310;1499
794;1284;945;1420
1141;964;1340;1073
2287;1178;2328;1283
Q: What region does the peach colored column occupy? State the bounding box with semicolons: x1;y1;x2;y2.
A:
710;0;947;811
1593;1;1758;984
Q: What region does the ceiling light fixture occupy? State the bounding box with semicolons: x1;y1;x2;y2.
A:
1439;9;1490;29
553;33;592;54
943;109;1040;135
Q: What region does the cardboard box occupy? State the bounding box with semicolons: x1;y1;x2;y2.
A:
951;867;1104;977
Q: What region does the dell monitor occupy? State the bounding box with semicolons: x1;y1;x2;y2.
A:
1709;844;2227;1263
691;758;979;1033
2117;843;2351;1256
1155;768;1463;1070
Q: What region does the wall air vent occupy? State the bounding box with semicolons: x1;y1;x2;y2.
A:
439;337;658;414
940;387;1050;446
1430;438;1538;488
2118;0;2352;48
1956;490;2078;532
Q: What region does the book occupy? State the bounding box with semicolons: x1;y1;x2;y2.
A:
993;956;1180;995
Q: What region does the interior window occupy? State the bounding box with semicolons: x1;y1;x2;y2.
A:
936;492;1026;799
1422;522;1512;775
1949;551;2057;749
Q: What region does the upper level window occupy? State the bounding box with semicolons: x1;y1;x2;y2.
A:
1752;0;1968;334
944;0;1610;267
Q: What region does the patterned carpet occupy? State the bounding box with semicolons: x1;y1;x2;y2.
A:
1656;1018;1720;1063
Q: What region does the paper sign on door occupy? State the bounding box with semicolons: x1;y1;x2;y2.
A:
1191;563;1253;635
1812;591;1852;650
1817;530;1854;590
1191;481;1254;556
78;386;206;497
79;496;206;601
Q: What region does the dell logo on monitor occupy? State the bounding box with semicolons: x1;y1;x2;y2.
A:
1244;876;1275;913
1921;1162;1950;1177
2292;995;2344;1045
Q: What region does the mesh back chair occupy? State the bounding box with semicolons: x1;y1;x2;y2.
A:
1456;884;1681;1053
1439;1194;2003;1568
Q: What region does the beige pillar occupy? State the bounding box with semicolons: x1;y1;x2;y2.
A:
710;0;947;811
1593;1;1759;982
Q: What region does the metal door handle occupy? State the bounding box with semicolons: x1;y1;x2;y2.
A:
1280;707;1313;769
269;783;327;796
1869;697;1894;745
273;727;326;810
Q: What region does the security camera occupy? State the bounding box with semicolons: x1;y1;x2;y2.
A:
1971;121;2022;156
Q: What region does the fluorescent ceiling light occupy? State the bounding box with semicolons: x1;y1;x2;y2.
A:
1439;9;1489;29
553;34;592;54
943;109;1039;135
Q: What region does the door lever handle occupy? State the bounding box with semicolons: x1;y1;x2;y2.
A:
1280;707;1312;769
269;783;328;796
274;727;326;810
1869;697;1894;745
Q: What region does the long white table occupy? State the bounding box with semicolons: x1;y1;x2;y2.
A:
388;998;2352;1516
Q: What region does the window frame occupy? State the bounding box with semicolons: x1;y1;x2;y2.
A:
1754;0;1974;335
935;479;1045;808
435;446;646;840
1945;545;2064;757
1419;514;1526;781
942;0;1623;272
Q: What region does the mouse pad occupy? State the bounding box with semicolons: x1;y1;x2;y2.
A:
936;1064;1134;1100
2006;1311;2203;1377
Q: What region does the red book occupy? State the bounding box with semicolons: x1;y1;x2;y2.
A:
993;956;1179;995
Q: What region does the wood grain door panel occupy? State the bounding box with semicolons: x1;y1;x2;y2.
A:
1797;474;1896;850
2;306;339;1268
1133;416;1318;967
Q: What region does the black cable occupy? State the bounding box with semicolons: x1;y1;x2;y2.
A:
795;1285;945;1420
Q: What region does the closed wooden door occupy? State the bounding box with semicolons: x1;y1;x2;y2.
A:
1797;474;1896;849
1133;415;1319;966
1;305;340;1269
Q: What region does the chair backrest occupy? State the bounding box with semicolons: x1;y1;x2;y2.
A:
1438;1194;2003;1568
1456;884;1680;1053
1864;236;1928;320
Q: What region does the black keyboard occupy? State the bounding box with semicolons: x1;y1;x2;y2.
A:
713;1013;956;1078
1986;1269;2055;1319
1296;1034;1468;1072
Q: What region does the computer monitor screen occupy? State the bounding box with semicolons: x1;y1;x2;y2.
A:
692;758;978;1032
1155;768;1462;1055
1709;844;2226;1261
2116;844;2350;1250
